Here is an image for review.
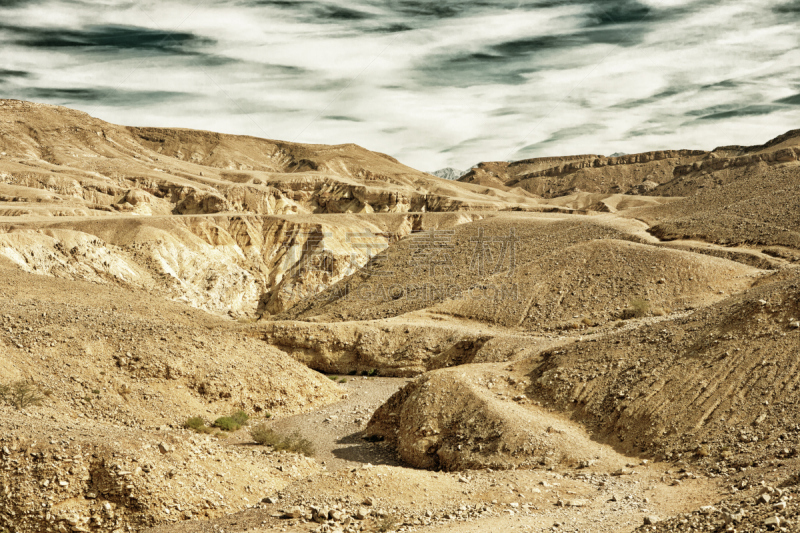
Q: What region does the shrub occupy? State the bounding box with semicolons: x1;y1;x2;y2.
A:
184;416;206;431
250;424;316;457
0;381;43;410
230;410;249;427
328;375;338;381
184;416;214;434
338;378;347;384
211;410;249;432
376;516;397;533
213;416;241;432
625;298;650;319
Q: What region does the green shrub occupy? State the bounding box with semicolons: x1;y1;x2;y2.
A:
328;375;338;381
184;416;215;434
338;378;347;384
0;381;43;410
213;416;241;432
230;410;249;427
211;410;249;432
184;416;206;431
249;424;316;457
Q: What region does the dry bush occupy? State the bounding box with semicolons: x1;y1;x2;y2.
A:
651;307;667;317
375;516;398;533
624;298;650;319
250;423;316;457
0;381;43;410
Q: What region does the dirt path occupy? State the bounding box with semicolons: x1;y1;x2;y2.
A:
268;376;411;471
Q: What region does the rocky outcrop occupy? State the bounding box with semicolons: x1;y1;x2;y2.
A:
673;147;800;177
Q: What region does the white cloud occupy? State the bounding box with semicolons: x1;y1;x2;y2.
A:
1;0;799;170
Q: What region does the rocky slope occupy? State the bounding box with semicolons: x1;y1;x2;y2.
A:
365;269;800;473
0;258;347;532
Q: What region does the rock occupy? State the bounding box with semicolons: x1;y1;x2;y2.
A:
157;442;172;454
757;493;771;505
354;508;371;520
564;499;589;507
362;496;374;506
282;506;304;519
311;506;329;523
643;515;660;525
764;515;782;528
262;497;278;504
790;321;800;329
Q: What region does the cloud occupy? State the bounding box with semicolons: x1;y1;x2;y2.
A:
776;93;800;105
0;0;798;170
14;87;190;106
0;68;31;81
324;115;364;122
695;105;784;121
0;24;213;54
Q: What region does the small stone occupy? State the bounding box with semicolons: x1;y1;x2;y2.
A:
643;516;659;525
757;493;771;505
790;321;800;329
764;515;781;528
261;497;278;504
355;508;370;520
157;442;172;454
362;497;374;506
282;506;304;519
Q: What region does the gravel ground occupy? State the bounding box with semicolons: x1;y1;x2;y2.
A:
268;376;412;471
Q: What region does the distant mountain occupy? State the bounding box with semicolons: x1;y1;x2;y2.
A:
609;152;628;157
428;167;465;180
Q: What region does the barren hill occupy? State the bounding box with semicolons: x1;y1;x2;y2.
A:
0;99;541;218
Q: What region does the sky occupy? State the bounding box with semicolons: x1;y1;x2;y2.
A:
1;0;800;171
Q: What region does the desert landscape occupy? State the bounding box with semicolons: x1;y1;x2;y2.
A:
0;98;798;533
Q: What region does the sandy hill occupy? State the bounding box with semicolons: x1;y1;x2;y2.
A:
276;214;757;328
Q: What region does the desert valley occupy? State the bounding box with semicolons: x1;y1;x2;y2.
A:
0;99;799;533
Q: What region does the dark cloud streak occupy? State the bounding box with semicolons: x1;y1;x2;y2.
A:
0;24;213;54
